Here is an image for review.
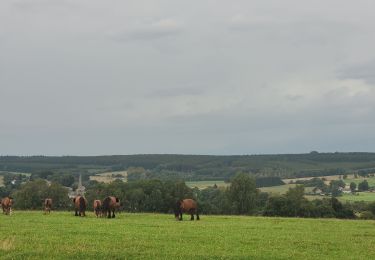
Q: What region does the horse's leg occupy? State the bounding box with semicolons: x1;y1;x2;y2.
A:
112;210;115;218
75;210;78;216
107;210;111;218
190;209;194;220
196;212;200;220
179;212;183;221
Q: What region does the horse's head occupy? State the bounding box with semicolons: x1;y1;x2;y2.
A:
174;200;182;219
8;197;13;206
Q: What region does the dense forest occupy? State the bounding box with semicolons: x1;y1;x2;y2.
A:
2;152;375;181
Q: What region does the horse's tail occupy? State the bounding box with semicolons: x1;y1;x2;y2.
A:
102;197;111;211
115;197;120;203
79;197;86;212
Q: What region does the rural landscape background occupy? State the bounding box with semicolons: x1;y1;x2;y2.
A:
2;153;375;258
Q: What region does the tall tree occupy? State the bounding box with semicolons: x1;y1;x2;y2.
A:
358;180;369;191
228;173;258;214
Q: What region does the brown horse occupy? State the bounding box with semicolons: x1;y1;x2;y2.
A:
73;196;87;217
102;196;120;218
174;199;200;221
1;197;13;215
93;200;102;217
44;198;53;214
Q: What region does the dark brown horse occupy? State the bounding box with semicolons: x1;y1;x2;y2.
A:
73;196;87;217
174;199;200;221
1;197;13;215
93;200;102;217
44;198;52;214
102;196;120;218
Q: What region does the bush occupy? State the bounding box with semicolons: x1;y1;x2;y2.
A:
359;211;375;220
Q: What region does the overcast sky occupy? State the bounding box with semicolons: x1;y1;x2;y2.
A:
1;0;375;155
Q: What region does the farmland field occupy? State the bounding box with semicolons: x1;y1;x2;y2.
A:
186;180;229;189
344;176;375;187
339;192;375;202
305;192;375;203
1;212;375;259
89;171;127;183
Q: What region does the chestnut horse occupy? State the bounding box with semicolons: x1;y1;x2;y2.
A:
102;196;120;218
93;200;102;217
73;196;87;217
1;197;13;215
44;198;52;214
174;199;200;221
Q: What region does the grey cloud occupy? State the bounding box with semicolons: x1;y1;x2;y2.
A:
112;19;182;42
148;86;205;97
11;0;77;11
285;95;304;101
1;0;375;155
337;60;375;85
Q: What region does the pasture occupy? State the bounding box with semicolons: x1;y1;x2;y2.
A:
344;176;375;187
259;184;296;194
89;171;127;184
339;192;375;202
186;180;229;189
1;212;375;259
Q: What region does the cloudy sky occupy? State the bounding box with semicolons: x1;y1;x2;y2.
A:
1;0;375;155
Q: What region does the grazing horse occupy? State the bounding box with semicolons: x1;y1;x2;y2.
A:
174;199;200;221
44;198;53;214
1;197;13;215
102;196;120;218
93;200;102;217
73;196;87;217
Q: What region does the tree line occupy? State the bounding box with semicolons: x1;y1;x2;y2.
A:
3;152;375;180
6;173;375;219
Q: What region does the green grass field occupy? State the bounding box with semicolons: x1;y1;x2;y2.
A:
344;176;375;187
186;181;229;189
306;192;375;203
340;192;375;202
1;212;375;259
259;184;296;194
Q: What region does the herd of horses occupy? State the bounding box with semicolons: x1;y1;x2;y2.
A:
0;196;200;220
72;195;121;218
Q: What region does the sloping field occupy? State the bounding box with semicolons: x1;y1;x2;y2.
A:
186;180;229;189
89;171;127;183
0;212;374;259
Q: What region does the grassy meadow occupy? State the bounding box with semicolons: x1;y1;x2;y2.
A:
186;180;229;189
1;211;375;259
344;177;375;187
339;192;375;202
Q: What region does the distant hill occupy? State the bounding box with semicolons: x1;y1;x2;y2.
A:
1;152;375;181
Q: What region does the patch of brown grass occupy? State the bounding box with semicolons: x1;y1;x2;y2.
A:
0;236;15;251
